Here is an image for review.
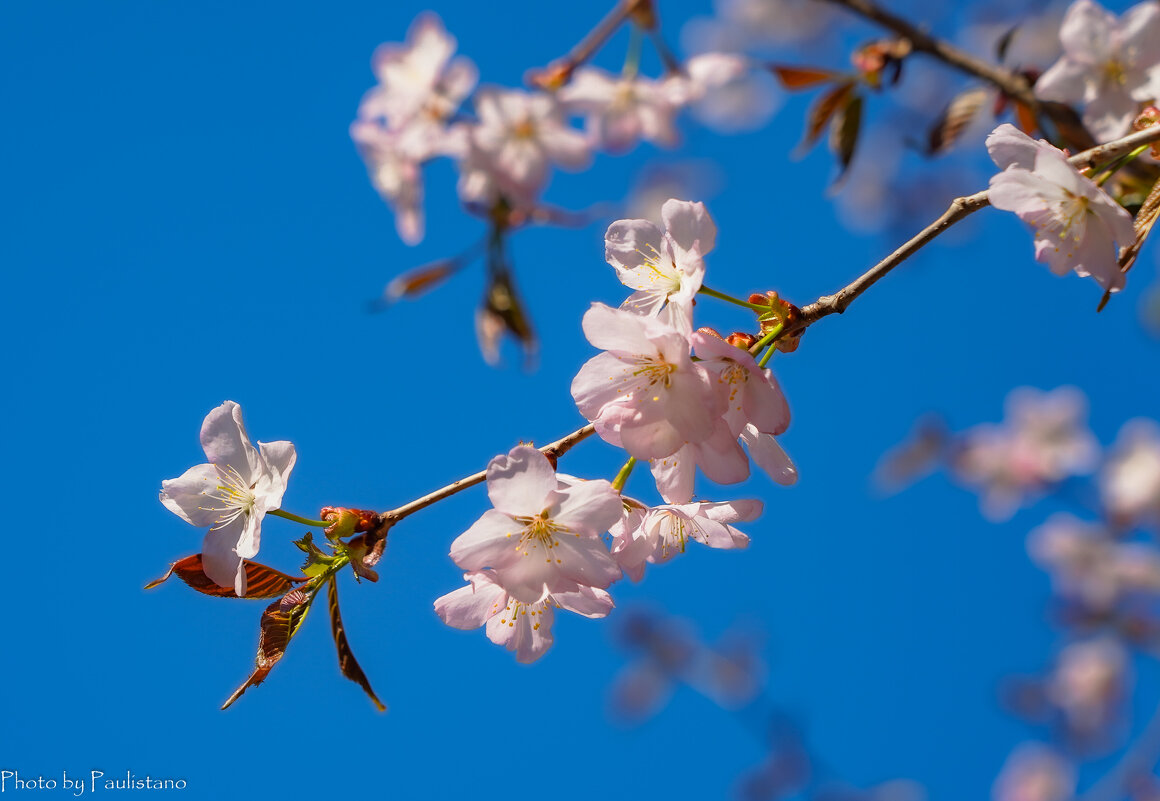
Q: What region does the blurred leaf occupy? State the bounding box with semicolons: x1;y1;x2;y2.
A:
770;64;839;90
799;81;855;155
381;259;461;305
1015;101;1038;135
222;589;313;709
327;579;387;712
927;87;988;155
144;554;305;599
829;92;863;182
995;25;1019;63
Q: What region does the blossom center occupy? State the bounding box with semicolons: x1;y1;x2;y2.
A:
1103;59;1127;87
203;464;258;529
633;356;677;388
513;511;569;564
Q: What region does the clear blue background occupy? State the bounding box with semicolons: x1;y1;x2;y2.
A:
1;1;1157;799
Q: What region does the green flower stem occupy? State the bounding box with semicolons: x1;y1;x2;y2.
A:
751;322;785;368
1095;145;1149;187
623;24;643;80
612;457;638;492
698;285;771;311
269;509;333;528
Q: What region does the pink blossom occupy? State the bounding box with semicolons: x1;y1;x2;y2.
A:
1100;419;1160;523
571;303;723;460
350;122;426;244
646;331;793;502
358;13;477;132
467;87;591;206
559;67;683;154
1046;637;1130;735
448;445;622;603
952;386;1098;520
987;124;1136;292
604;199;715;333
992;744;1075;801
435;569;613;663
611;498;761;582
1028;514;1160;611
669;53;782;133
159;402;296;596
1035;0;1160;140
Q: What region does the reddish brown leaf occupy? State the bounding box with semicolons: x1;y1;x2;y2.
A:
222;589;313;709
144;554;305;599
770;64;839;90
829;92;864;181
799;81;855;154
1014;101;1038;135
327;579;387;712
383;259;462;303
927;87;988;155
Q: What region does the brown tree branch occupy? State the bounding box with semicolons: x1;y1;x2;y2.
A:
817;0;1039;107
799;125;1160;327
379;424;596;526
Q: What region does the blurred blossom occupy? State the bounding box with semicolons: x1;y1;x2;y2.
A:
678;53;783;133
353;14;476;243
466;87;590;207
873;415;949;494
682;0;839;55
952;387;1099;520
1045;637;1130;736
1035;0;1160;140
815;780;927;801
959;4;1065;72
1029;514;1160;613
559;68;684;154
358;13;477;131
608;608;767;724
1100;419;1160;524
992;743;1076;801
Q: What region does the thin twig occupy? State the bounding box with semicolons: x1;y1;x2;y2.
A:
380;424;596;525
798;125;1160;327
816;0;1038;107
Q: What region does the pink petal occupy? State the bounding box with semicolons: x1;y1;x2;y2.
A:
661;199;716;257
449;509;524;571
487;445;556;517
434;573;507;629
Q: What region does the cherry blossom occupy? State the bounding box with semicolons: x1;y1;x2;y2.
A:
1028;514;1160;612
159;402;296;596
435;569;613;663
349;122;426;244
1035;0;1160;141
358;13;477;132
1045;637;1130;736
1100;419;1160;523
448;445;622;603
466;87;590;206
986;124;1136;293
992;744;1075;801
611;498;761;582
559;67;683;154
646;330;793;502
571;303;723;460
671;53;782;133
952;386;1098;520
604;199;715;333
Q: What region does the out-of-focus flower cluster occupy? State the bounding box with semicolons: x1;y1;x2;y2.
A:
881;385;1160;798
435;198;797;662
351;12;781;247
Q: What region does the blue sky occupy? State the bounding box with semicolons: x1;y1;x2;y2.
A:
2;0;1157;799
